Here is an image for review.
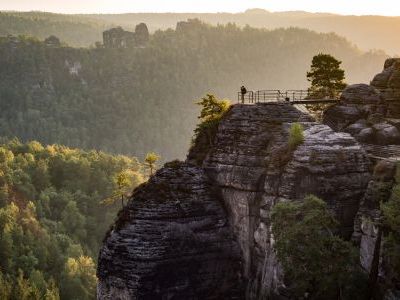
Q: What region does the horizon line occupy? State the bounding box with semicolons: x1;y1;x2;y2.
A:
1;9;399;18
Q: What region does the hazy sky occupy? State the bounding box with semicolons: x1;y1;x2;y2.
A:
0;0;399;16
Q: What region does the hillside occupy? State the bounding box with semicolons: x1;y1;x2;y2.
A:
86;10;400;55
0;11;108;47
1;10;400;54
0;139;144;299
0;21;388;161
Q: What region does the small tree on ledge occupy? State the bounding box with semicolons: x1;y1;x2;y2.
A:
307;53;347;99
144;152;160;176
194;94;230;146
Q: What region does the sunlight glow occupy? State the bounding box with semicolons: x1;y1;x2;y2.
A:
0;0;399;16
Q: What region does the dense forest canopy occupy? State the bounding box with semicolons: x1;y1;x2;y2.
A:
0;10;399;55
0;138;144;299
0;12;110;47
0;20;388;160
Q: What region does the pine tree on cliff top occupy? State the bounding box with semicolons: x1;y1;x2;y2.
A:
307;53;347;98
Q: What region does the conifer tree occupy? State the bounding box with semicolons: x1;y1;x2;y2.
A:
307;53;347;98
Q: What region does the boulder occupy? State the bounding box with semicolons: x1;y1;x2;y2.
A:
355;128;375;143
344;119;368;135
323;104;363;130
340;83;382;104
373;122;400;145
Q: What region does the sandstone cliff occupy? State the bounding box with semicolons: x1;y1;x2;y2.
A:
98;103;372;299
98;59;400;299
201;103;371;298
98;162;244;299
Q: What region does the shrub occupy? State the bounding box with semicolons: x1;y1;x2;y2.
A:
271;195;367;298
288;122;305;150
189;94;231;165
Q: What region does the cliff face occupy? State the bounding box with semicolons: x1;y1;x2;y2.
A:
98;103;373;299
98;59;400;300
202;103;371;298
97;162;244;299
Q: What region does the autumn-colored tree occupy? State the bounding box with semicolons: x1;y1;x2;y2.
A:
144;152;160;176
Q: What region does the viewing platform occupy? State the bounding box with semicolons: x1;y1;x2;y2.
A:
237;89;341;104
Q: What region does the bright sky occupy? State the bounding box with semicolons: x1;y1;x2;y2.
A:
0;0;399;16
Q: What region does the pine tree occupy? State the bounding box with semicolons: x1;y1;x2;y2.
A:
307;53;347;99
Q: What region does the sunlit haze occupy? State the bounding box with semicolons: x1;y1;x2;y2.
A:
0;0;400;16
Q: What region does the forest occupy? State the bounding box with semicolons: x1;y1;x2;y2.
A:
0;138;144;299
1;11;400;55
0;20;388;160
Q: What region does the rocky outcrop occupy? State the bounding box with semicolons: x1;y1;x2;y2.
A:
371;58;400;118
98;103;373;299
97;162;244;299
352;161;400;300
323;59;400;146
202;103;371;298
103;24;149;49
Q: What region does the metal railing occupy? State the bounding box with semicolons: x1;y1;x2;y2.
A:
237;89;342;104
362;144;400;161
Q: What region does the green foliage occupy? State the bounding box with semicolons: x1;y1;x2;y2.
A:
271;195;367;299
307;53;347;98
0;139;144;299
144;152;161;176
381;182;400;277
288;122;305;150
102;169;143;207
193;94;230;146
0;22;387;161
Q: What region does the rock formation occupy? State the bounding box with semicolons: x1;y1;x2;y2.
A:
352;160;400;300
98;58;400;300
103;24;149;49
98;103;372;299
201;103;371;298
98;161;244;299
323;59;400;145
371;58;400;117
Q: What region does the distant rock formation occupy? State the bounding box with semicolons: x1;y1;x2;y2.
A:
323;59;400;145
44;35;61;48
103;24;149;49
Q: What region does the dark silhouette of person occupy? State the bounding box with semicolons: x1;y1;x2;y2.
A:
240;85;247;103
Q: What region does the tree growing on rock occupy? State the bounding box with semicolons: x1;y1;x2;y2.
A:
307;53;347;99
271;195;367;299
194;94;230;146
144;152;160;176
102;170;143;208
381;174;400;280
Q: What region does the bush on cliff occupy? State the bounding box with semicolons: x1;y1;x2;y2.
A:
381;179;400;279
271;195;367;299
188;94;230;165
288;123;305;150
